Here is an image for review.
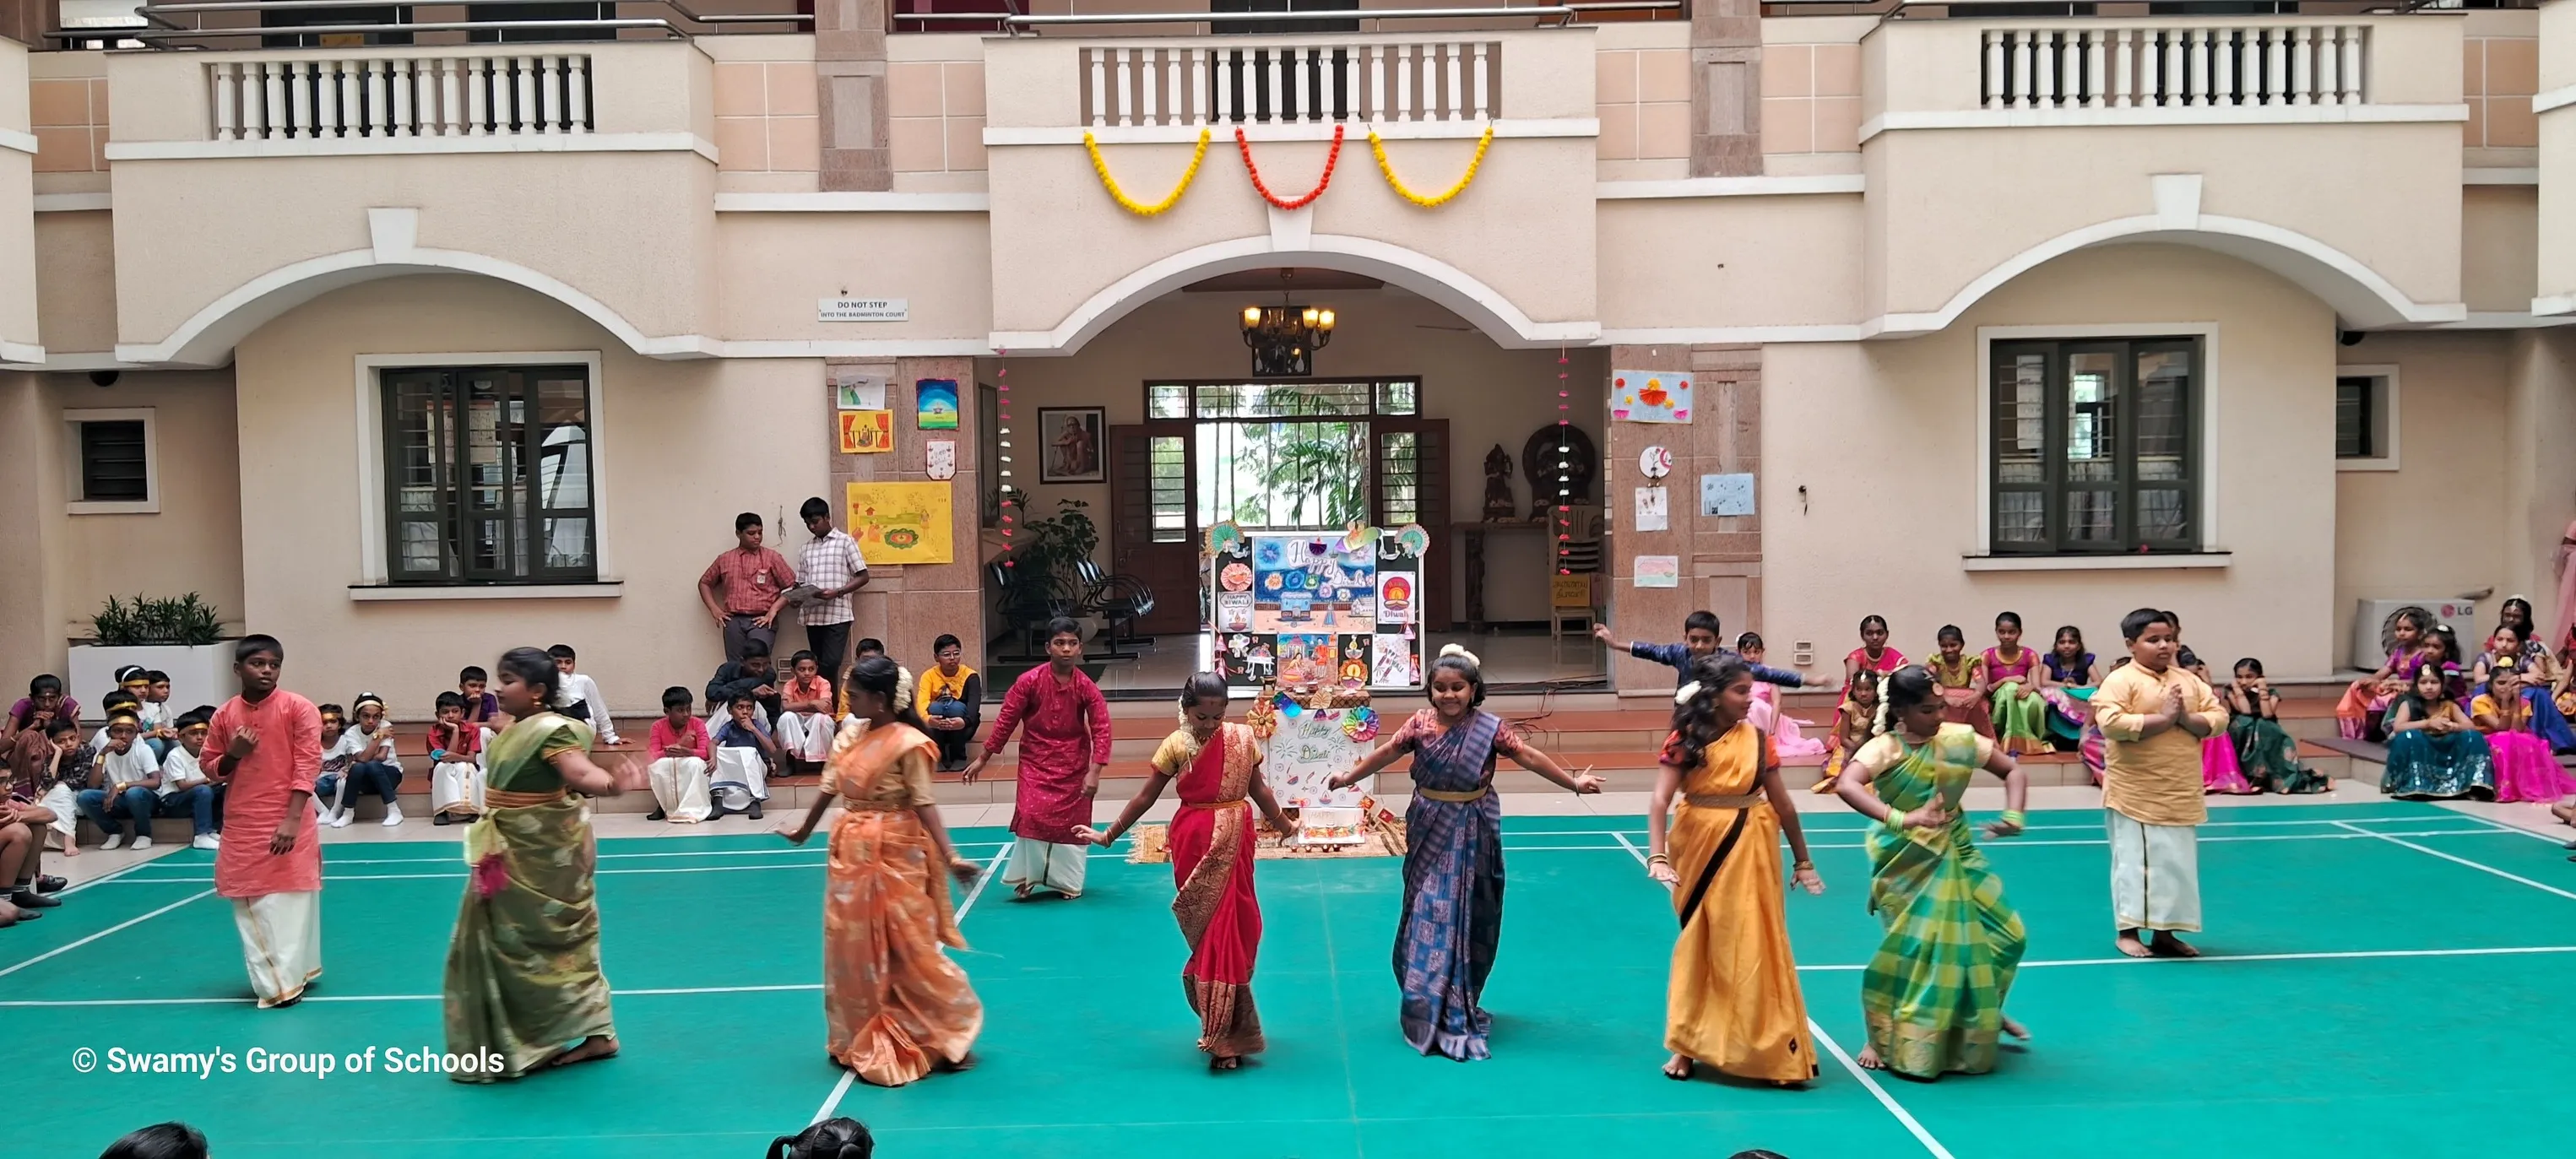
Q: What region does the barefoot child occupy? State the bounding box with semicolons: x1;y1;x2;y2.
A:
643;688;712;824
1983;613;2050;756
443;647;622;1080
963;618;1112;902
710;692;778;821
1078;673;1300;1070
1739;633;1825;761
203;635;326;1008
2094;609;2226;959
775;651;837;777
1835;665;2030;1078
427;692;485;826
1814;674;1880;793
1648;655;1824;1084
1331;645;1603;1060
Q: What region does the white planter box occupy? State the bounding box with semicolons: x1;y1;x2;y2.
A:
68;643;240;716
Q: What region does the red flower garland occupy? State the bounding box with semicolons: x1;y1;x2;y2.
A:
1236;124;1344;210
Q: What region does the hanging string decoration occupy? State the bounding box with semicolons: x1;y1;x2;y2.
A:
1556;347;1573;575
1367;124;1495;208
1082;127;1212;217
997;347;1015;567
1237;124;1345;211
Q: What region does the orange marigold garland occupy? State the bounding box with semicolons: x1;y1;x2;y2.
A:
1236;124;1344;210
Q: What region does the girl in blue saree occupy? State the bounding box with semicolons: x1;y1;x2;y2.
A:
1333;645;1603;1060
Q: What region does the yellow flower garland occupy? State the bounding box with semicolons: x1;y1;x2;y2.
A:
1367;124;1495;208
1082;127;1211;217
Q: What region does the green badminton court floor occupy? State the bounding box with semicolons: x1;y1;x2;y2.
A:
3;802;2570;1158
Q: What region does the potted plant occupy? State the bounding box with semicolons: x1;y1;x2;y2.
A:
69;593;238;712
1011;500;1102;640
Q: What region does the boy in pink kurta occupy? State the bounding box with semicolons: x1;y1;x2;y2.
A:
965;622;1112;899
203;636;325;1008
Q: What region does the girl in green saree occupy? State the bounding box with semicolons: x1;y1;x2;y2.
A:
1833;665;2031;1079
443;647;626;1082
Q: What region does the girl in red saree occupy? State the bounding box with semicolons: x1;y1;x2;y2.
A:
1081;673;1299;1069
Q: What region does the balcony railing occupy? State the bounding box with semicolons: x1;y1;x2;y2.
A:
209;52;594;140
1982;24;2370;109
1083;40;1499;127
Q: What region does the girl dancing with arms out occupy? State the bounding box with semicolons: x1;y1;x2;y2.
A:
1329;646;1604;1061
1647;654;1825;1083
1833;666;2031;1076
1077;674;1300;1070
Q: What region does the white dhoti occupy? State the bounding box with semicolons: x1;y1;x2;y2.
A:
648;756;713;822
430;760;485;818
1005;837;1087;897
36;783;76;838
232;891;323;1008
710;746;770;812
777;712;836;764
2107;809;2201;933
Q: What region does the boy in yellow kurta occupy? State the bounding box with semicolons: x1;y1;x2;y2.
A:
2092;608;2228;959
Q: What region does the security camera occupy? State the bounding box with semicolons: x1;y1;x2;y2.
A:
88;371;120;387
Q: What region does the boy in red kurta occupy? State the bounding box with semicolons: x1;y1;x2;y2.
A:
964;619;1111;900
203;635;325;1008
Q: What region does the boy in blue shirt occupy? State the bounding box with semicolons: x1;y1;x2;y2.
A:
1596;610;1805;691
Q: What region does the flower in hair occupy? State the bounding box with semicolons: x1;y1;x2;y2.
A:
1673;680;1702;707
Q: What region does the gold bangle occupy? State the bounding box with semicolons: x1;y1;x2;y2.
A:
1646;853;1672;865
1793;859;1815;870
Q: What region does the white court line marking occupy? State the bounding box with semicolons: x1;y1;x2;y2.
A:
2330;819;2576;902
14;944;2576;1009
811;842;1011;1127
0;889;214;981
1808;1020;1957;1159
1610;830;1950;1158
296;841;1020;867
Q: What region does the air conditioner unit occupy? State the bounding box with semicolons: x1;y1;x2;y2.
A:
2351;598;2480;670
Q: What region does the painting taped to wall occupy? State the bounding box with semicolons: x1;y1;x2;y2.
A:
844;481;955;564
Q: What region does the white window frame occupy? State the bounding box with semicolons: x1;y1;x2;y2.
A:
62;407;159;515
2333;364;2400;473
352;350;617;594
1971;322;2223;564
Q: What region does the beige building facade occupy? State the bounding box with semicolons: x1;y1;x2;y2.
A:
3;0;2572;712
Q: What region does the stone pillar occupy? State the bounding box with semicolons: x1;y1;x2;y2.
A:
0;372;64;680
814;0;892;192
0;1;62;47
825;359;989;677
1689;0;1763;177
1601;345;1765;696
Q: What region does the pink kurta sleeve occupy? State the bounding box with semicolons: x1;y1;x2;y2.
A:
1080;676;1112;766
982;671;1034;756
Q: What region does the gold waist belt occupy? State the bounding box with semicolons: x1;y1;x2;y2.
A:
484;788;566;809
1180;799;1246;810
1417;786;1490;804
838;799;911;813
1684;791;1763;809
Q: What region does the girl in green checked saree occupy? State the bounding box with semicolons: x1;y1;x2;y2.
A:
442;647;625;1081
1832;664;2031;1078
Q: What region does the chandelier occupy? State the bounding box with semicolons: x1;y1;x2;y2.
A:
1240;300;1335;376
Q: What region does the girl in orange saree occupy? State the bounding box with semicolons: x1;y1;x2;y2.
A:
1082;673;1300;1069
776;655;984;1087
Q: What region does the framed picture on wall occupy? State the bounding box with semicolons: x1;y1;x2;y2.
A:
1036;407;1106;484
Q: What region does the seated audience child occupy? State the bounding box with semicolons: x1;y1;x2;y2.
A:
89;690;144;752
77;709;163;850
2340;607;2435;740
775;650;837;776
2476;615;2576;752
14;717;88;856
317;694;404;828
645;686;713;823
2472;636;2576;804
160;708;221;848
707;641;783;725
2182;649;2253;794
458;664;509;740
1595;610;1803;690
308;703;353;826
2042;626;2097;750
2224;658;2327;794
708;692;777;821
1984;613;2053;756
1814;669;1880;794
1738;632;1825;757
547;644;621;745
2382;664;2495;801
3;674;78;744
426;691;485;826
1843;614;1907;685
915;633;984;772
849;639;916;713
1927;624;1995;737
